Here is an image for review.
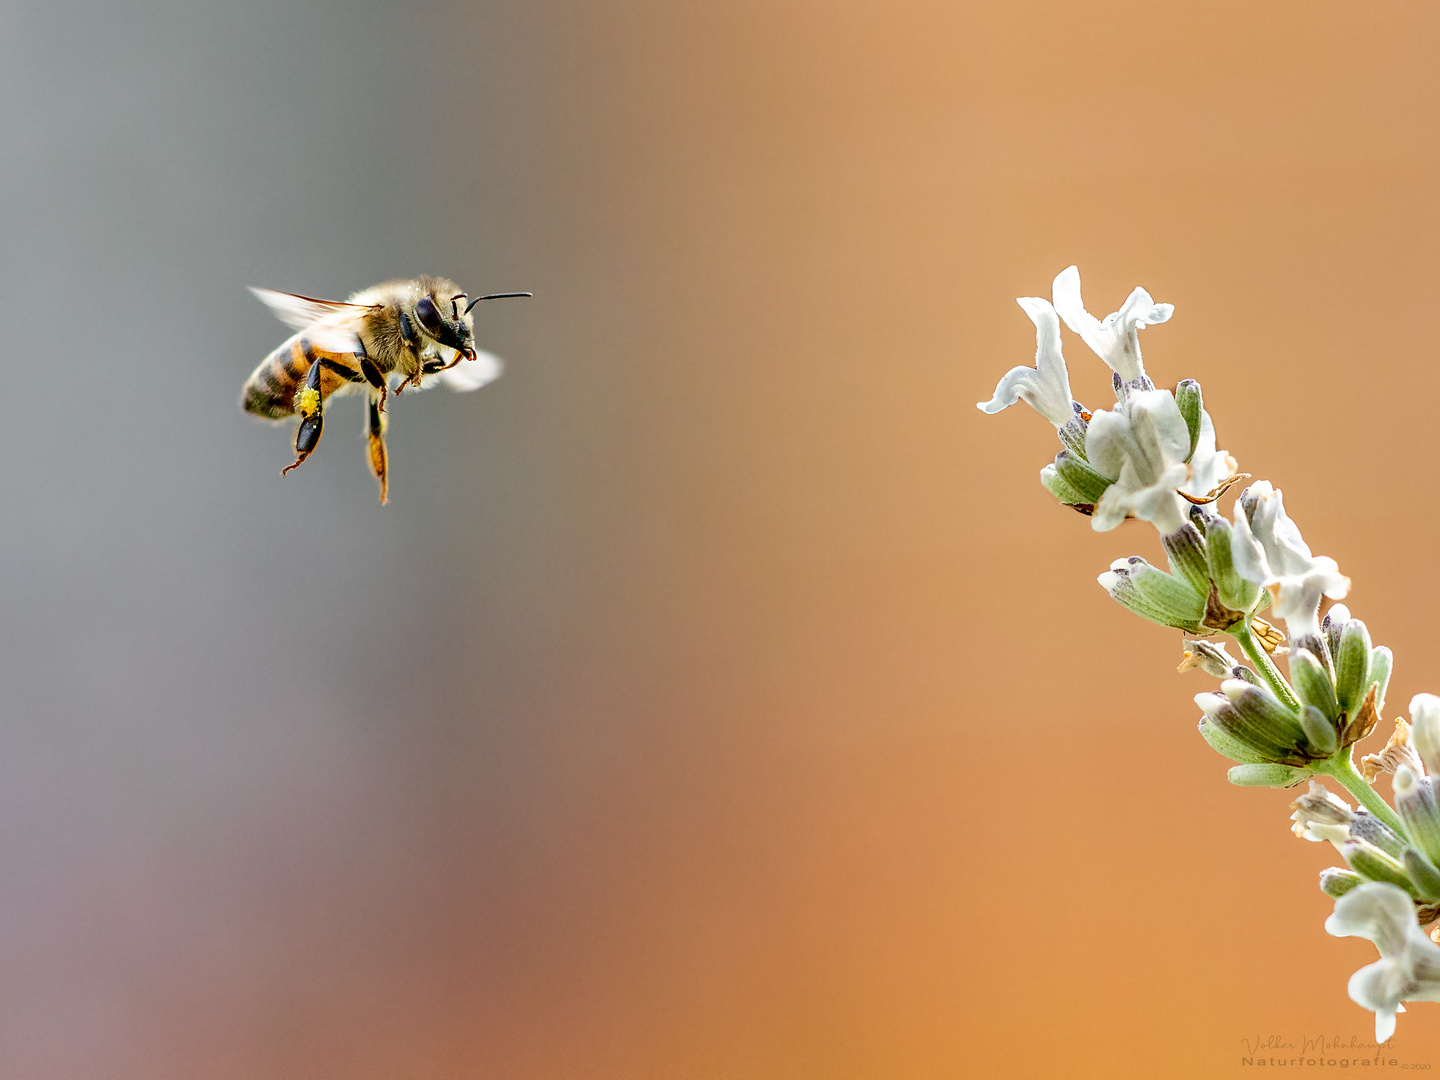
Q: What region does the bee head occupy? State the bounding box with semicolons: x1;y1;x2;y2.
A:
410;278;531;361
411;284;476;361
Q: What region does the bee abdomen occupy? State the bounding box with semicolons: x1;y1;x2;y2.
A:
241;338;313;420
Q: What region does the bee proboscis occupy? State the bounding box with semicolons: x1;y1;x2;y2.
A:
241;275;530;503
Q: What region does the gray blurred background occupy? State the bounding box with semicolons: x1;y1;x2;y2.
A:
3;2;916;1074
0;3;624;1074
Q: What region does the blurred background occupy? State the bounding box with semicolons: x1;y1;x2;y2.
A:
1;0;1438;1075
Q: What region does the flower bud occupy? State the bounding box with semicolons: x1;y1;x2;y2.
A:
1341;840;1419;897
1403;848;1440;902
1411;694;1440;776
1228;763;1307;787
1290;780;1352;840
1335;618;1373;719
1161;521;1212;598
1289;648;1338;721
1320;866;1363;899
1323;604;1351;666
1052;449;1113;505
1291;631;1334;680
1098;557;1204;632
1369;646;1393;715
1175;379;1203;462
1198;716;1272;765
1040;463;1090;509
1394;766;1440;867
1204;517;1261;612
1298;704;1338;756
1196;692;1306;766
1179;640;1258;685
1350;811;1408;860
1179;639;1237;679
1057;408;1089;460
1218;680;1314;762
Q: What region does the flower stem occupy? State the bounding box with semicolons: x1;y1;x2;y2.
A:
1316;751;1406;836
1230;621;1302;713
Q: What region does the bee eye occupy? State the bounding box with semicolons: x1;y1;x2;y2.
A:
414;296;444;333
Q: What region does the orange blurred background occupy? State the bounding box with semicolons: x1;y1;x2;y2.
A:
4;0;1440;1076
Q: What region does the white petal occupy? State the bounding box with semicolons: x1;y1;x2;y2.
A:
1411;694;1440;775
1325;882;1415;956
1115;286;1173;329
1375;1006;1397;1044
976;297;1073;427
1051;266;1169;384
1094;492;1128;529
1248;488;1315;577
1090;458;1188;535
1125;465;1189;534
1195;691;1228;717
1182;409;1238;497
1052;265;1141;380
1125;390;1190;483
1228;508;1271;586
1082;409;1132;482
1237;479;1275;519
1229;483;1347;638
1304;822;1350;844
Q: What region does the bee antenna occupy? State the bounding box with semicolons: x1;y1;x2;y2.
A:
464;291;533;315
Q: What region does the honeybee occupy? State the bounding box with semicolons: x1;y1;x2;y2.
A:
241;275;530;503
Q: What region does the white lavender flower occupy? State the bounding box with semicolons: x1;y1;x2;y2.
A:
1082;390;1238;535
1051;265;1172;386
1179;638;1242;678
1411;694;1440;776
1324;882;1440;1043
1228;481;1349;640
976;297;1075;428
1084;390;1192;533
980;268;1235;533
1290;780;1354;843
1361;718;1425;783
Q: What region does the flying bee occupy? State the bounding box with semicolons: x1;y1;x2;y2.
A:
241;275;530;503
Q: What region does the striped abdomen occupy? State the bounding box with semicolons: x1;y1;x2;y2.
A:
241;335;316;420
242;335;371;420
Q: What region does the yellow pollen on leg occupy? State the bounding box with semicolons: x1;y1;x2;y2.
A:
297;387;321;418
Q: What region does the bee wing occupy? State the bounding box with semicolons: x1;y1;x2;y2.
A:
249;287;374;354
437;349;504;392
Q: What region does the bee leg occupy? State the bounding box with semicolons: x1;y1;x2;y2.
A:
399;311;421;351
366;393;389;504
282;358;327;475
393;312;423;395
280;356;366;476
357;339;388;414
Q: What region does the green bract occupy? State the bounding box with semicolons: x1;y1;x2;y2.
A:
1098;557;1204;632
